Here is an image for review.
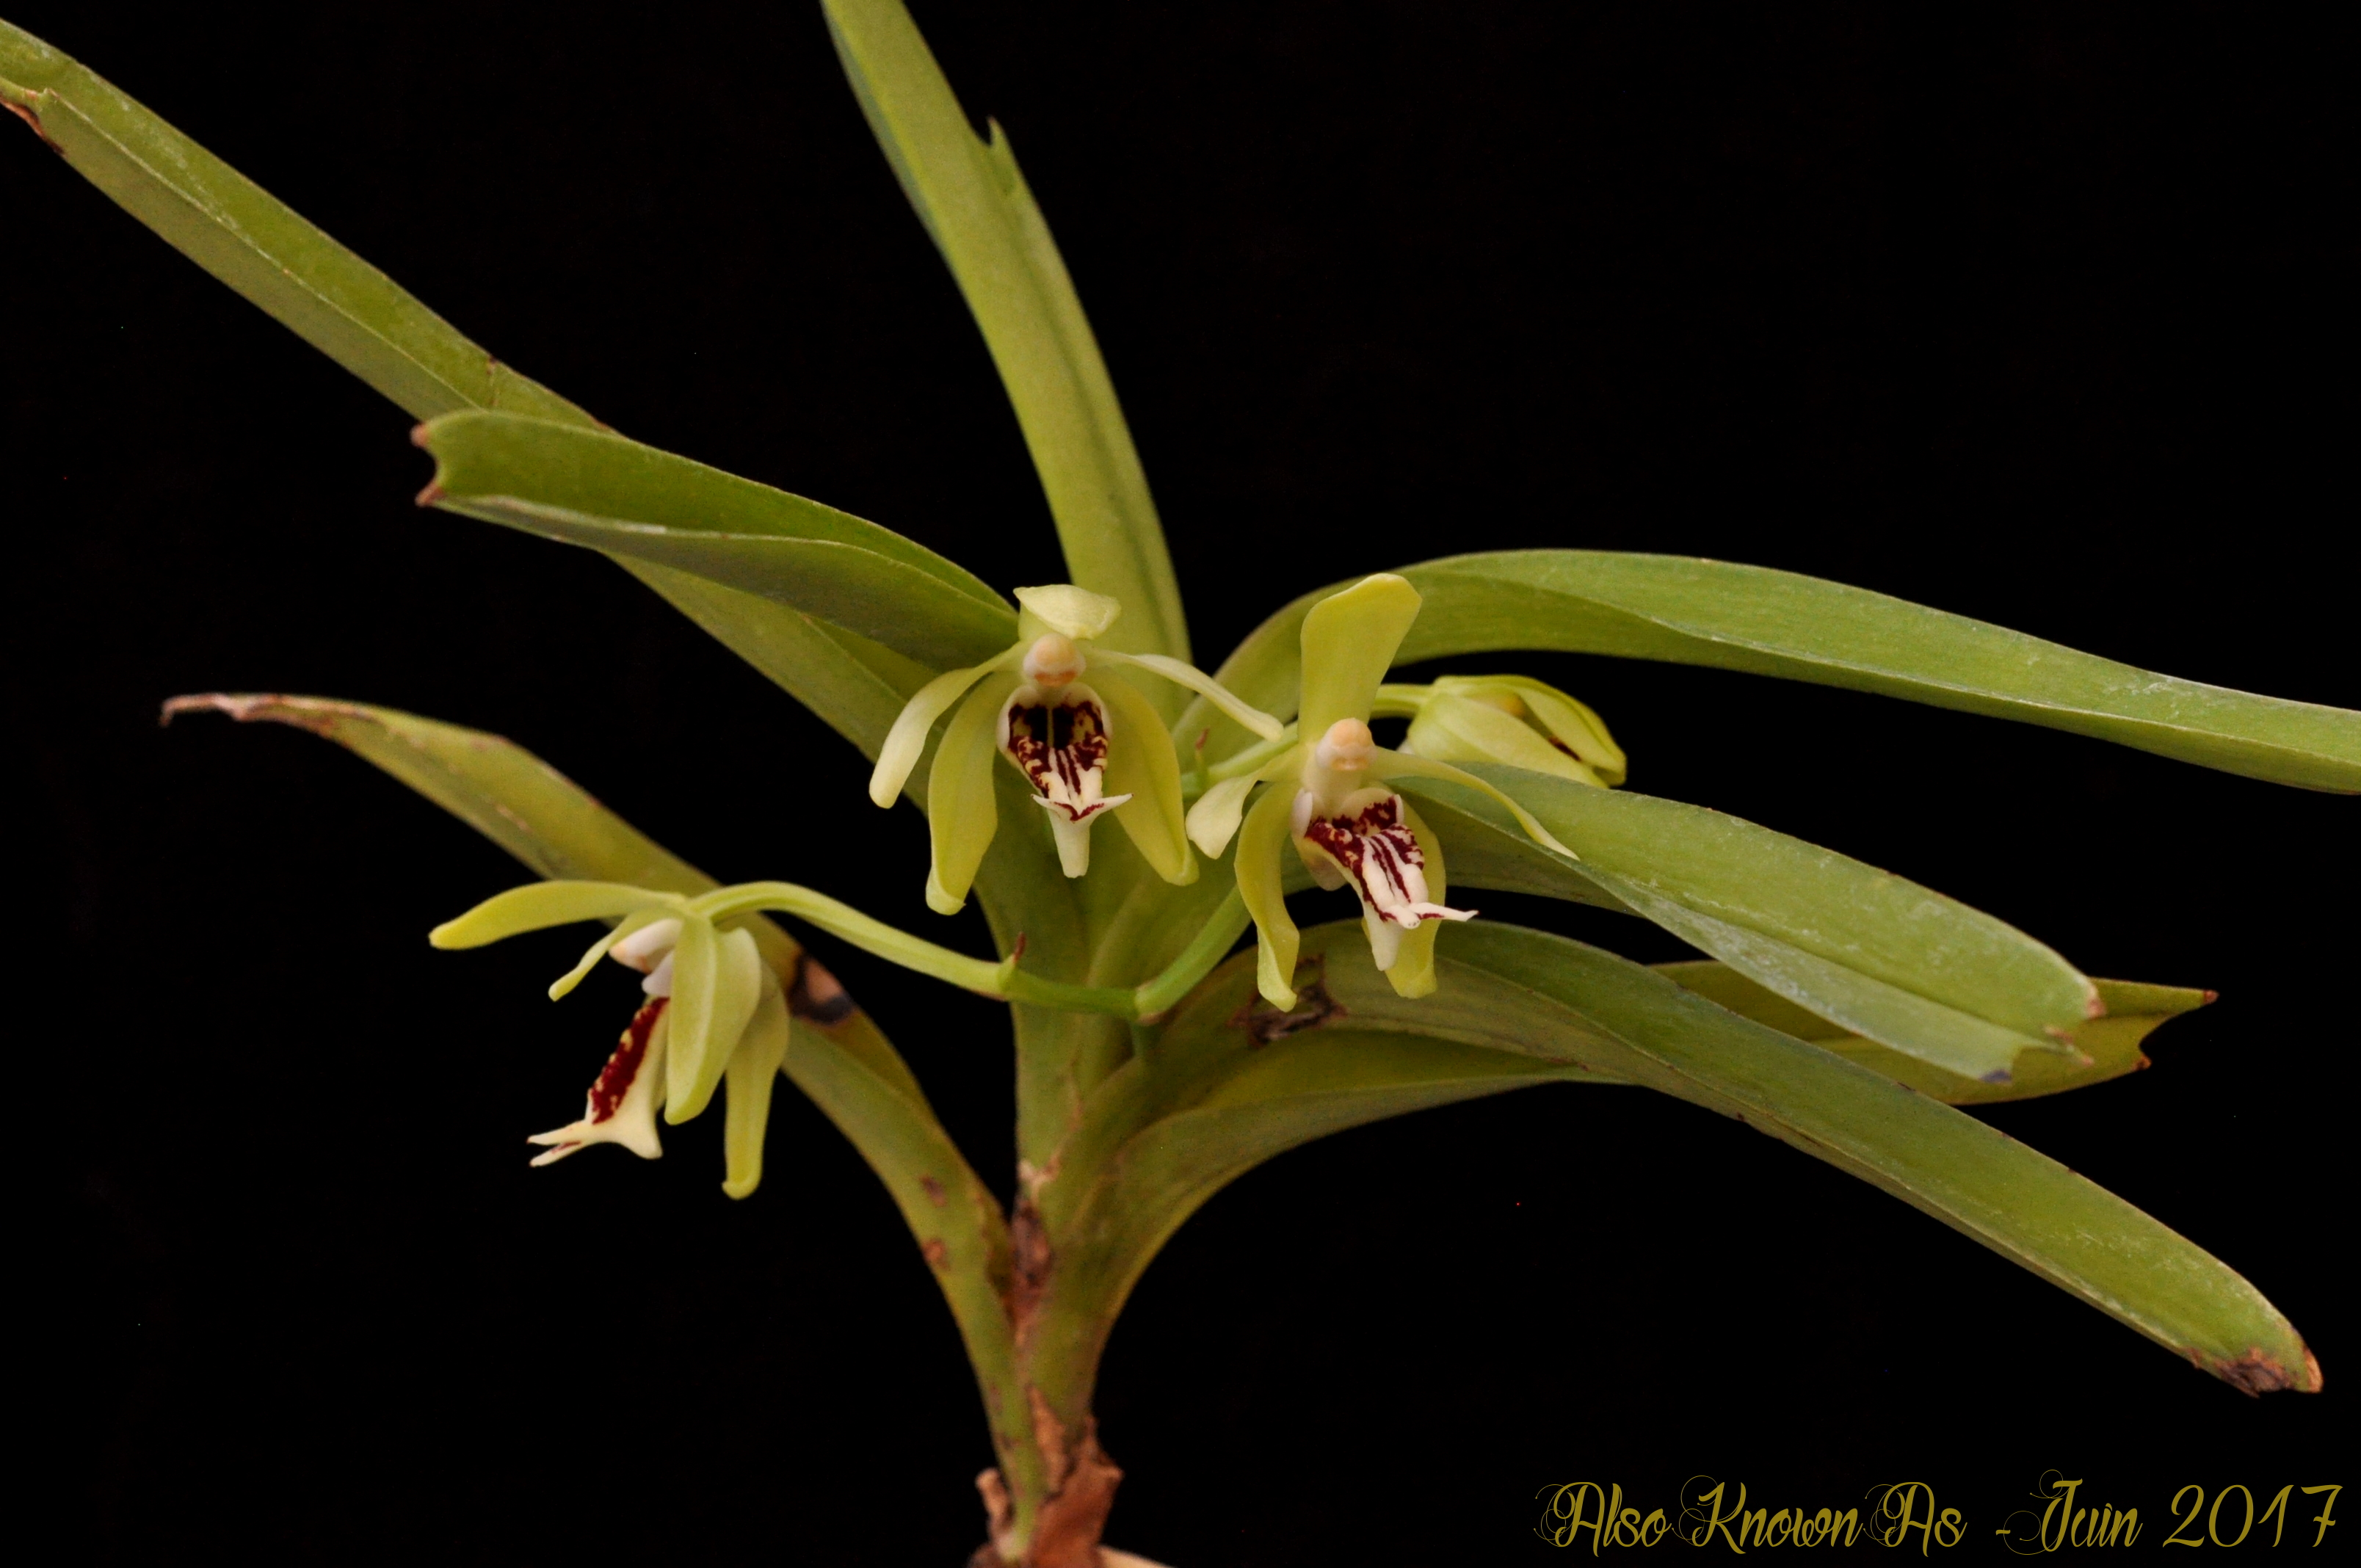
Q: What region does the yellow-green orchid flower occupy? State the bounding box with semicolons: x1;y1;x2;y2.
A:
429;883;790;1199
868;584;1284;913
1184;575;1578;1009
1379;674;1627;788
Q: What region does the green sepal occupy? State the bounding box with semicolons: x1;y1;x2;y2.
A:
871;643;1025;807
665;920;765;1124
722;981;793;1198
1236;784;1301;1008
1015;584;1123;642
1095;669;1196;887
1298;574;1422;740
927;671;1022;912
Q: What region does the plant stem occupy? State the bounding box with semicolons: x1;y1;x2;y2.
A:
1131;888;1249;1018
693;881;1139;1013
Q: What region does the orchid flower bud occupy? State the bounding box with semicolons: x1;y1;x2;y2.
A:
1390;675;1625;787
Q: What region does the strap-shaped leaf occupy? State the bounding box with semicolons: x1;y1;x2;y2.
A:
1656;960;2212;1106
1;23;986;758
1;21;591;427
626;562;932;760
1182;551;2361;791
418;412;1015;669
822;0;1191;670
1048;923;2313;1394
160;690;1041;1443
1393;766;2097;1081
162;693;918;1100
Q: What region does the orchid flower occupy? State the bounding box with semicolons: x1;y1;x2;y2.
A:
1379;674;1627;788
868;584;1284;912
1185;575;1579;1009
429;882;789;1199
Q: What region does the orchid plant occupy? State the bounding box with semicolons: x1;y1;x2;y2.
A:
8;4;2347;1565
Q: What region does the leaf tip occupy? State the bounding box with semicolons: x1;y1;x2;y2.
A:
159;692;265;727
2198;1343;2321;1396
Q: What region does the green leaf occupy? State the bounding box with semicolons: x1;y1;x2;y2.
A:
625;562;934;759
161;693;918;1100
1054;923;2314;1394
417;411;1015;669
1183;551;2361;791
162;694;712;888
163;689;1040;1433
778;1005;1042;1518
1;21;592;427
821;0;1191;671
1393;765;2097;1081
1655;960;2212;1106
0;24;972;758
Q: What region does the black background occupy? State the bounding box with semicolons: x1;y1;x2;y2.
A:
9;2;2352;1562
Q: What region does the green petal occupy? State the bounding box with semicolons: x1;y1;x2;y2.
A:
1368;749;1575;858
1014;584;1123;641
926;672;1021;913
1382;800;1451;999
1298;575;1424;738
428;880;678;949
662;916;719;1115
1186;774;1260;858
1186;743;1304;857
721;980;792;1199
667;922;765;1124
1404;692;1606;788
1095;669;1196;886
546;907;678;1002
1098;650;1285;741
1236;784;1302;1008
870;645;1021;807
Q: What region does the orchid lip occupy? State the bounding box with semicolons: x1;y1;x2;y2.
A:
528;995;670;1166
1001;683;1117;819
1294;788;1476;941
